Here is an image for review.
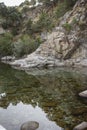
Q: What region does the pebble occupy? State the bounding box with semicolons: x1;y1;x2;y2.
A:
21;121;39;130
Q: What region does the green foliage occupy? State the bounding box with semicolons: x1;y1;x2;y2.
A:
22;6;30;13
30;0;36;5
0;3;8;17
1;5;22;35
55;0;78;19
12;35;41;58
33;12;54;32
26;19;33;34
72;17;78;24
63;23;72;33
79;22;86;30
39;0;58;7
65;0;78;7
55;1;69;19
0;33;13;57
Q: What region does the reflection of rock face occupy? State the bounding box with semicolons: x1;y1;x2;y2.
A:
7;0;87;69
0;63;87;129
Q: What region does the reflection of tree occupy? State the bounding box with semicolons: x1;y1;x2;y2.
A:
0;63;87;129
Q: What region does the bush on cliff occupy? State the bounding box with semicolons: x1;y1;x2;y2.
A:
12;34;41;58
0;33;13;57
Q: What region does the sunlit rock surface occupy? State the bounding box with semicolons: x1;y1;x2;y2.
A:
73;122;87;130
79;90;87;98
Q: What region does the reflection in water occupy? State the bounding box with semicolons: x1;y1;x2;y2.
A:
0;102;61;130
0;63;87;130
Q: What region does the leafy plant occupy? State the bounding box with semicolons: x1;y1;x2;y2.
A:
34;12;54;32
55;1;69;19
0;33;13;57
12;34;41;58
63;23;72;33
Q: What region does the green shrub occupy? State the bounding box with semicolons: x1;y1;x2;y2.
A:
55;1;68;19
72;17;78;24
0;33;13;57
38;12;54;31
12;34;41;58
79;22;86;30
32;12;54;33
62;23;72;33
65;0;78;7
1;6;22;35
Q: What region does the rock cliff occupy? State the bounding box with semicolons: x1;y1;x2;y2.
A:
3;0;87;69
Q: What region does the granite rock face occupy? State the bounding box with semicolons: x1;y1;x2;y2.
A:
73;122;87;130
79;90;87;98
0;27;5;35
2;0;87;69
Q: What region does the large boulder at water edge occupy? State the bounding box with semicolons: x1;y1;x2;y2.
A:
73;122;87;130
21;121;39;130
79;90;87;98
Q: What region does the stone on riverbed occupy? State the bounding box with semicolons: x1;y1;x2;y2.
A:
73;122;87;130
79;90;87;98
21;121;39;130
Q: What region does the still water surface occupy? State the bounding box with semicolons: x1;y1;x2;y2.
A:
0;63;87;130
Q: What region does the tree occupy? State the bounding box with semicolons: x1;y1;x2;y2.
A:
30;0;36;6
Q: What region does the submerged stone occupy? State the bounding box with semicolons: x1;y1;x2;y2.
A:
79;90;87;98
21;121;39;130
73;122;87;130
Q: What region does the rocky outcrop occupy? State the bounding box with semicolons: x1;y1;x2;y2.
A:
0;93;6;99
0;27;5;35
79;90;87;98
73;122;87;130
3;0;87;69
1;56;15;62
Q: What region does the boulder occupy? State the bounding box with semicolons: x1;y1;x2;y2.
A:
79;90;87;98
0;93;6;98
1;56;15;62
21;121;39;130
0;27;5;35
73;122;87;130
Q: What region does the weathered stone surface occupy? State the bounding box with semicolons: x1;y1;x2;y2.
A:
0;27;5;35
21;121;39;130
0;93;6;100
73;122;87;130
79;90;87;98
1;56;15;62
2;0;87;69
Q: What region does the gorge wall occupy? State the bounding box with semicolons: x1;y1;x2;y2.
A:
2;0;87;69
